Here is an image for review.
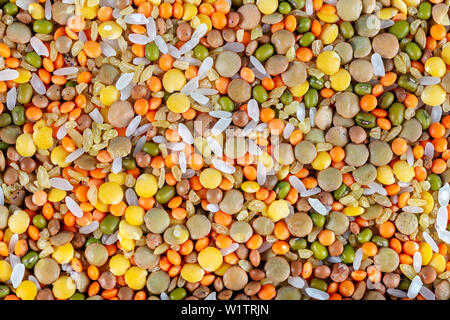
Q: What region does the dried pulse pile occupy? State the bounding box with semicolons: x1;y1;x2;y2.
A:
0;0;449;301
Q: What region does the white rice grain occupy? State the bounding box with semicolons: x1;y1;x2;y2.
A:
178;38;199;55
7;87;16;111
387;288;407;298
353;248;363;271
220;243;239;256
310;107;316;127
368;182;387;195
308;198;328;215
206;204;219;212
248;139;262;156
305;0;313;15
160;292;169;300
195;88;218;96
0;69;19;81
283;122;294;139
30;37;49;57
424;142;434;158
413;251;422;273
437;228;450;244
0;186;5;206
257;161;266;185
438;183;450;207
300;187;321;197
125;188;138;206
124;13;148;25
53;67;79;76
210;117;232;136
146;18;156;41
305;288;329;300
45;0;51;19
153;135;167;144
242;120;258;136
222;42;245;52
407;276;422;299
16;0;34;10
50;178;73;191
120;83;133;101
247;99;259;121
65;148;85;163
402;206;423;213
28;275;41;290
204;292;217;300
406;146;414;167
206;136;223;157
192;24;208;39
198;57;213;79
419;286;435;300
212;158;235;174
419;76;441;86
289;176;306;193
57;125;67;140
178;123;194;144
128;34;151;45
436;206;448;231
380;19;395;29
431;105;442;124
100;42;117;57
10;253;20;268
79;221;99;234
166;142;185;151
8;234;18;254
112;157;123;174
65;196;83;218
133;136;147;157
179;151;187;173
191;91;209;105
105;232;118;245
89;108;104;124
133;124;152;137
154;35;168;54
209;110;232;119
115;72;134;90
181;77;199;95
297;102;306;122
250;55;268;77
30;73;47;95
422;231;439;253
288;276;306;289
126;115;142;137
10;263;25;288
168;45;181;59
371;53;385;76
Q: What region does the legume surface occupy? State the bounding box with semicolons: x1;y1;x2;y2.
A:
0;0;448;302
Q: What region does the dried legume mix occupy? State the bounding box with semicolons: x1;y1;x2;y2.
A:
0;0;448;302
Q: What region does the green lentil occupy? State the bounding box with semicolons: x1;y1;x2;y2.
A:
155;185;176;204
193;45;209;61
389;102;405;126
33;20;53;34
355;112;376;128
11;106;25;126
275;181;291;199
254;44;274;62
304;88;318;108
32;214;47;229
145;43;160;61
22;251;39;269
100;214;120;235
